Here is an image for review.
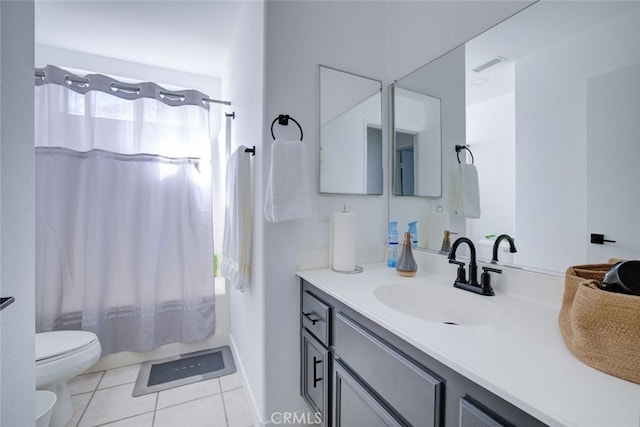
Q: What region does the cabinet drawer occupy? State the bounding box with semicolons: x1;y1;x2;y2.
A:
301;330;330;426
335;312;443;427
302;291;330;346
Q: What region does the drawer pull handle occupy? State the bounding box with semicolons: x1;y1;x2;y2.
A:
303;312;321;325
313;356;323;387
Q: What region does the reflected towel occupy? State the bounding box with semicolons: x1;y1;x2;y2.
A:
455;163;481;218
264;139;312;222
221;146;253;291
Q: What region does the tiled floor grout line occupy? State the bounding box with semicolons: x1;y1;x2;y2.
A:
151;390;159;427
220;388;230;427
74;390;94;427
74;369;105;427
69;369;250;427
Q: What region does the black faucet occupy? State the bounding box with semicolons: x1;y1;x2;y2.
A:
491;234;517;264
448;237;500;296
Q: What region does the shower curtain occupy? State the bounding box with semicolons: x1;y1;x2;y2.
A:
35;65;215;355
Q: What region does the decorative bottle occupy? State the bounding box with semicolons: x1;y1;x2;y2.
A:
396;232;418;277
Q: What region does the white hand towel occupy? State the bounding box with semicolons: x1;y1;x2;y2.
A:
264;139;312;222
455;163;481;218
221;146;253;291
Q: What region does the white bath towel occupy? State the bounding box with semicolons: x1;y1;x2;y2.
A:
221;146;253;291
264;139;312;222
455;163;481;218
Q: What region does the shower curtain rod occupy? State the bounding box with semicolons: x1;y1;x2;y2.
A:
34;69;232;106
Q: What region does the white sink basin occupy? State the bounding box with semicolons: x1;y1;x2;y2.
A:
374;283;501;326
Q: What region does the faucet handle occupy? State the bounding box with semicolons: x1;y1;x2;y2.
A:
480;266;501;295
482;266;502;274
449;259;467;283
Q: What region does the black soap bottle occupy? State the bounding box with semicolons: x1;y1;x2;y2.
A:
396;232;418;277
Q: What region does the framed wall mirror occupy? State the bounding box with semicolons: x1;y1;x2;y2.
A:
389;1;640;274
319;65;383;195
392;87;442;197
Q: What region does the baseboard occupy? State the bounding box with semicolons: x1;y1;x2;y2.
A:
228;334;263;426
88;334;227;373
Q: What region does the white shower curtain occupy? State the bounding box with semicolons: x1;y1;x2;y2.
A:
35;65;215;355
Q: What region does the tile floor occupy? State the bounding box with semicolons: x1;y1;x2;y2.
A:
66;364;255;427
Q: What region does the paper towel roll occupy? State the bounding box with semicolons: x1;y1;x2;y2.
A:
331;211;356;272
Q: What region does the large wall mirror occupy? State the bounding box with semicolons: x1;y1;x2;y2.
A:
320;65;383;195
390;1;640;274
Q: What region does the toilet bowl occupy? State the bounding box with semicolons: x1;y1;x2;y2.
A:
36;331;101;427
36;390;57;427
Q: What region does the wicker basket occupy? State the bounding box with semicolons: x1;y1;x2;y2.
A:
559;263;640;384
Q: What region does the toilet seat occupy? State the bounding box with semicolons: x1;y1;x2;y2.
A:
36;331;99;365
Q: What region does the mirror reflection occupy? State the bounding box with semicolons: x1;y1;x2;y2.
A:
390;1;640;273
393;87;442;197
320;65;383;195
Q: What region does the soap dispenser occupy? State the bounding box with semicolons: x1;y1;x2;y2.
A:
439;230;458;254
396;232;418;277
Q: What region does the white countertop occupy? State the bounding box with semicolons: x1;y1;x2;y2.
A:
297;256;640;427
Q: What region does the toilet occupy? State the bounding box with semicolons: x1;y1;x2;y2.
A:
36;331;101;427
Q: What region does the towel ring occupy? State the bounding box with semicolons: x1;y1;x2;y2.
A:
270;114;303;141
455;145;474;164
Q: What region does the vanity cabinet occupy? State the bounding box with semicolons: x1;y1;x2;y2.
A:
300;280;546;427
300;290;332;426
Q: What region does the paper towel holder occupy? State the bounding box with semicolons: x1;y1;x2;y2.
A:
332;265;364;274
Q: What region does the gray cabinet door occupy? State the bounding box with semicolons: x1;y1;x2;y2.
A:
459;397;511;427
333;360;403;427
334;312;442;426
302;329;330;426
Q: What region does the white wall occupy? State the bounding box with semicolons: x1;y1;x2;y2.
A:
262;2;388;422
0;2;36;425
223;1;266;423
515;8;640;272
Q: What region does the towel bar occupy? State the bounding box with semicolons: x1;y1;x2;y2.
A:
270;114;303;141
455;145;474;164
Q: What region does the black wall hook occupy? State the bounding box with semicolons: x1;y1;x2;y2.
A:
455;144;475;164
244;145;255;156
270;114;303;141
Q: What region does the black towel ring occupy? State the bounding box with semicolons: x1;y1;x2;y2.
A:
455;145;475;164
270;114;303;141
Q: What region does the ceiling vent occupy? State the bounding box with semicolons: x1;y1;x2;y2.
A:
473;56;507;73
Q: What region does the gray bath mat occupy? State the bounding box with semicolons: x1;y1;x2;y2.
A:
132;346;236;396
